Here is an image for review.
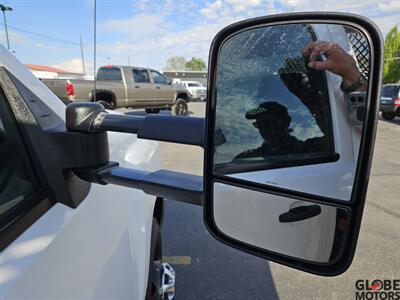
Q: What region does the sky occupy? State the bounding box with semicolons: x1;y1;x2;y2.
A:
1;0;399;75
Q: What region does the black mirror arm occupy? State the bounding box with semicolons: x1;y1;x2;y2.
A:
66;102;205;147
73;161;203;206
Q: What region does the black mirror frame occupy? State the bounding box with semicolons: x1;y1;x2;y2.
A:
203;12;383;276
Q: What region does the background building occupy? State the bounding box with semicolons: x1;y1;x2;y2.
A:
163;71;208;85
25;64;85;79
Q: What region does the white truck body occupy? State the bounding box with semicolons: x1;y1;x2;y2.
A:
0;46;159;300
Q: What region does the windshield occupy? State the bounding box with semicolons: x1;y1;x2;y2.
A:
381;85;399;98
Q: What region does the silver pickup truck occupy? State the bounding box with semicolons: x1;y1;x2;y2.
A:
42;65;191;115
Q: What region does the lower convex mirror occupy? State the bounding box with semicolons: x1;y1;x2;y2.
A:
214;183;350;263
204;15;382;275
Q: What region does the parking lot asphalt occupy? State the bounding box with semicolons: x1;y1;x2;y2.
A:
124;103;400;299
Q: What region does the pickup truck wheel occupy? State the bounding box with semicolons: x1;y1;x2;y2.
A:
172;98;188;116
145;108;161;114
97;100;115;110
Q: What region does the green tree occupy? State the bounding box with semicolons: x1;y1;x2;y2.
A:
383;25;400;84
185;57;206;71
164;56;186;71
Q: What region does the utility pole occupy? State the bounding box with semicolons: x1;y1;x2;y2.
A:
0;4;12;51
80;35;86;74
128;56;130;66
107;56;110;65
93;0;96;101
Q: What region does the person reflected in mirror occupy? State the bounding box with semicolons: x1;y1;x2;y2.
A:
235;101;321;160
303;41;367;93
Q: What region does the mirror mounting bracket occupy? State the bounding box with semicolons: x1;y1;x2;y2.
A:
66;102;204;206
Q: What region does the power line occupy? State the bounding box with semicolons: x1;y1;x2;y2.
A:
0;23;80;45
0;22;110;59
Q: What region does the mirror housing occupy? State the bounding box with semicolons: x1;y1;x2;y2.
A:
203;12;383;276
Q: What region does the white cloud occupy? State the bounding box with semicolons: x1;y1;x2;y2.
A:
200;0;225;19
226;0;262;13
277;0;400;35
98;14;244;63
201;0;265;19
51;58;93;75
377;1;400;12
134;0;153;12
35;43;63;52
101;13;168;39
279;0;377;10
75;0;400;70
98;0;275;68
0;30;29;46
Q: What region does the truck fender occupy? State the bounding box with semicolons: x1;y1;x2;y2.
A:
90;89;117;107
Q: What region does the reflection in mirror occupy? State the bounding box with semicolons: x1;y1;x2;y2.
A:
213;183;349;263
213;23;370;200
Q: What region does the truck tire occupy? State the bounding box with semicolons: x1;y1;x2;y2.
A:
171;98;188;116
145;218;162;300
145;108;161;114
97;100;115;110
382;112;395;120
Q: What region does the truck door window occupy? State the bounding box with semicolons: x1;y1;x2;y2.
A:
150;71;168;84
132;69;150;83
97;67;122;81
214;24;335;173
0;89;40;230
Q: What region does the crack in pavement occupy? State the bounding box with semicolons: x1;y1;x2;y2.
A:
367;201;400;220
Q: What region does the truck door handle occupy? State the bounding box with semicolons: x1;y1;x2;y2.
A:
279;205;321;223
156;86;161;89
134;85;140;88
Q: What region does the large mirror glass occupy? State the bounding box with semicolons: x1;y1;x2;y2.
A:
213;23;370;201
210;22;372;264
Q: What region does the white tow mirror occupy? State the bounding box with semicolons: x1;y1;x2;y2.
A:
203;14;383;275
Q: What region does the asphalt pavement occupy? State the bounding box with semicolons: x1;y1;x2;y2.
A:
127;102;400;299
